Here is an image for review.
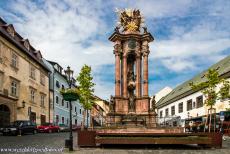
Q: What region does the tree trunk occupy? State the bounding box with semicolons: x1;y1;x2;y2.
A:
86;109;89;128
91;113;94;130
81;110;86;131
209;106;212;133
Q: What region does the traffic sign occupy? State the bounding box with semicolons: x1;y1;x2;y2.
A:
220;111;225;116
220;115;225;121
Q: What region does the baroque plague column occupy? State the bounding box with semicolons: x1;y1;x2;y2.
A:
108;9;156;127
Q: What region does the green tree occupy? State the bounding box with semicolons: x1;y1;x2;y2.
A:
76;64;95;130
190;69;230;132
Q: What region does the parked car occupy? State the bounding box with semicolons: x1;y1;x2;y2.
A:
2;120;37;136
37;123;60;133
0;127;3;134
72;124;86;131
59;124;70;132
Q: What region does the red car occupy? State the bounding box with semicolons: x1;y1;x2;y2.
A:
37;123;60;133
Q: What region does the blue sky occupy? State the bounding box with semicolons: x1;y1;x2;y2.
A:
1;0;230;100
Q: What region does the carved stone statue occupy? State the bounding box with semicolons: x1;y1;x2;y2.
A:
151;96;156;112
143;27;148;34
127;70;136;91
117;9;144;32
109;95;115;112
114;26;120;33
129;94;135;112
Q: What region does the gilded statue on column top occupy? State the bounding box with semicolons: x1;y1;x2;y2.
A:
116;8;144;32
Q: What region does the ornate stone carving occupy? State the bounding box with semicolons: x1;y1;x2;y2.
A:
117;9;144;32
113;44;122;55
142;44;149;57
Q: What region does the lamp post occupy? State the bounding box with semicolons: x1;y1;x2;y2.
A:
64;66;74;151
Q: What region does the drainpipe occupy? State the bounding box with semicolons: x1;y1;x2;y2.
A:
48;72;51;123
53;70;55;124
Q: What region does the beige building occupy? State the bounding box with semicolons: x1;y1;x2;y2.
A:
0;17;50;126
91;95;109;126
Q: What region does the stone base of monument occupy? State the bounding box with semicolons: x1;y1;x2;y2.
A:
77;128;222;149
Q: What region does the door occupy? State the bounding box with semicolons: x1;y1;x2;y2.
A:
40;115;46;125
0;105;10;127
30;112;36;123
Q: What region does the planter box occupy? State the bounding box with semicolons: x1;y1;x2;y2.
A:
77;130;96;147
62;93;79;101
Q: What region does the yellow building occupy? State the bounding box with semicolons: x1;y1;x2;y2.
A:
0;18;50;126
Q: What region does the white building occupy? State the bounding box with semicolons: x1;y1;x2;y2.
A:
154;87;172;103
156;55;230;127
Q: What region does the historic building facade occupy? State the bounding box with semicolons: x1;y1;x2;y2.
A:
44;60;89;126
92;95;109;126
0;17;50;126
156;55;230;126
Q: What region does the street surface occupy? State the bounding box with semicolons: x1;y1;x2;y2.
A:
0;132;230;154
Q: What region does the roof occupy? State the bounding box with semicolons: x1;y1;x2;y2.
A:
156;55;230;108
0;17;50;72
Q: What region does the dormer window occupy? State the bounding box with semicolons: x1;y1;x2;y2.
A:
23;39;30;51
35;50;42;60
6;25;15;37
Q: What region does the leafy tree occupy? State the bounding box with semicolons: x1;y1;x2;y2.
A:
76;64;95;130
190;69;230;132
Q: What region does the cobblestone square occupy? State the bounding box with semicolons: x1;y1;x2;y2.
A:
0;133;230;154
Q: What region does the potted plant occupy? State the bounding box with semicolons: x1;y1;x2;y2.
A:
60;88;79;101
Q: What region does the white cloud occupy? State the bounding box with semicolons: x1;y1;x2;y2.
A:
149;23;230;72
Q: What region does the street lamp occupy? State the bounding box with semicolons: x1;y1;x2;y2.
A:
64;66;74;151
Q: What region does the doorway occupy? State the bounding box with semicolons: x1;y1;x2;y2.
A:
0;104;10;127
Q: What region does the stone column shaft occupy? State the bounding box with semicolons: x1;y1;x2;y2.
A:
143;55;148;96
115;52;121;96
123;56;127;97
136;56;141;97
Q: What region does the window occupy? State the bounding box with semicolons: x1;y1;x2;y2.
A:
62;99;64;106
56;115;59;125
56;80;60;88
11;80;18;97
193;101;196;109
178;102;183;113
165;108;169;117
171;106;175;115
196;96;203;108
56;96;59;104
187;99;192;111
30;89;36;103
75;106;77;112
62;117;64;124
160;111;163;118
30;65;36;80
40;73;45;85
7;26;14;37
11;52;18;68
40;94;45;107
62;85;64;89
66;119;69;125
80;109;81;114
75;119;77;124
66;102;69;108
